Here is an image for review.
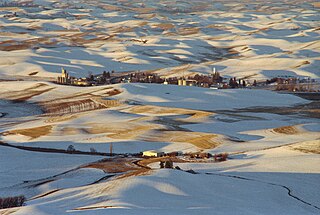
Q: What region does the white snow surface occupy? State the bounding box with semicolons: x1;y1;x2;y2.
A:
115;83;308;110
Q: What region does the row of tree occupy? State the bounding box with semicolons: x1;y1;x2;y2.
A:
0;196;25;209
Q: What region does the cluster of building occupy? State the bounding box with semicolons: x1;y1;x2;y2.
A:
141;150;228;162
55;66;255;90
56;68;113;86
119;70;236;89
56;67;318;92
267;76;319;92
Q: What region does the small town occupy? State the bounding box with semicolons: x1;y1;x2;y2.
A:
55;67;320;92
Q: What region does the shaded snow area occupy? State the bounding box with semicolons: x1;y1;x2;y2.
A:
0;147;104;188
0;100;42;118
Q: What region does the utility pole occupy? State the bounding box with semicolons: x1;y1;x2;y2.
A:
109;143;113;156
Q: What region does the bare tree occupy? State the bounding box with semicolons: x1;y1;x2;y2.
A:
67;145;75;152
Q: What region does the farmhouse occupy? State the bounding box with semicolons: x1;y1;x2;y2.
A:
142;150;165;157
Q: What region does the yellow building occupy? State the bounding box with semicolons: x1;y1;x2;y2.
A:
142;150;165;157
178;79;196;86
73;79;91;86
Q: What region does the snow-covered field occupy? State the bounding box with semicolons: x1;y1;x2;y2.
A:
0;0;319;214
0;0;319;80
0;81;319;214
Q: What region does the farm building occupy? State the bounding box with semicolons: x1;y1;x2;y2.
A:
142;150;165;157
57;67;71;84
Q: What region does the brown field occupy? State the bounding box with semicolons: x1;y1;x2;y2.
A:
78;122;162;139
106;89;122;96
2;125;53;139
154;23;175;30
0;208;20;215
42;99;106;115
83;158;141;173
141;130;220;149
107;124;159;139
177;27;200;36
41;97;121;116
44;114;79;123
126;105;212;121
0;7;23;12
288;140;320;154
273;126;299;135
0;83;54;102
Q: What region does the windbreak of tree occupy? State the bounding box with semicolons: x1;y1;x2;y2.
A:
0;195;26;209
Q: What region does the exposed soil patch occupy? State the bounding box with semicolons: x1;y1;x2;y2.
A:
82;157;152;179
177;27;200;36
141;130;220;149
2;125;53;139
79;122;161;138
42;99;106;115
288;140;320;154
40;97;120;115
0;207;19;215
154;23;175;30
45;114;78;123
125;105;212;121
273;126;298;135
107;124;159;139
0;83;55;102
38;88;122;115
83;158;141;174
106;89;122;96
